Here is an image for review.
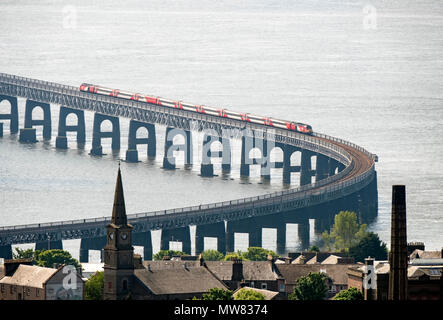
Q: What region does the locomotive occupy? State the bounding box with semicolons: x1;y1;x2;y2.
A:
79;83;313;134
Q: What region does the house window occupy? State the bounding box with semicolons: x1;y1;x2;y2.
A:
261;283;267;290
26;288;30;296
279;284;285;292
108;282;112;289
122;279;128;291
10;286;13;294
250;282;255;288
36;289;40;297
1;284;4;293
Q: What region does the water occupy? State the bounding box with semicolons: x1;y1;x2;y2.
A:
0;0;442;260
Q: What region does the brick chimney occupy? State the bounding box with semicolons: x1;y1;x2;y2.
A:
363;257;375;301
4;258;33;276
388;185;408;300
231;258;243;282
407;242;425;256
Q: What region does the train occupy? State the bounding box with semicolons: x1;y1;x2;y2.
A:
79;83;313;134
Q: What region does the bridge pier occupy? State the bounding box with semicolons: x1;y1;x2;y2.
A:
282;145;300;185
132;231;153;261
240;133;272;178
79;236;107;263
226;218;262;252
297;219;310;250
35;240;63;251
0;95;19;134
90;113;120;156
0;245;12;259
300;150;315;186
195;222;226;255
162;127;192;170
161;227;191;255
56;106;86;149
200;134;231;177
328;159;340;176
126;120;156;162
19;100;52;142
315;154;330;182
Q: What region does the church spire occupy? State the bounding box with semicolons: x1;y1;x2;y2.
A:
111;162;127;226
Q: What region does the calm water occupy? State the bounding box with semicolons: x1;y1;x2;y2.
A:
0;0;442;260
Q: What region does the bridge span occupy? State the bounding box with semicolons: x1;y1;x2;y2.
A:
0;72;378;261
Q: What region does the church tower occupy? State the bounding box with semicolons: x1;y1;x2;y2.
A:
103;165;134;300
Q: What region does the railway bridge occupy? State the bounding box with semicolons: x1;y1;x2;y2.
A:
0;73;378;261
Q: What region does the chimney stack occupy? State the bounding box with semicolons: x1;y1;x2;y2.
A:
231;258;243;282
364;257;375;301
388;185;408;300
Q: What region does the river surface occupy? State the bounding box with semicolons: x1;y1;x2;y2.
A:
0;0;442;260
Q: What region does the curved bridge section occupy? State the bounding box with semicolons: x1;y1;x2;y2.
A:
0;73;378;260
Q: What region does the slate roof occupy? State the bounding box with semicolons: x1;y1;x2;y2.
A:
409;249;442;260
134;266;227;295
0;264;58;289
204;261;278;281
276;264;358;285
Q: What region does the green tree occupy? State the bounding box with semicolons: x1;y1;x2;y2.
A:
234;288;266;300
288;272;328;301
201;249;224;261
321;211;368;251
321;231;333;251
242;247;279;261
348;232;388;263
85;271;104;300
35;249;81;269
153;250;187;261
332;287;364;300
224;251;247;261
201;288;234;300
12;248;37;260
309;246;320;252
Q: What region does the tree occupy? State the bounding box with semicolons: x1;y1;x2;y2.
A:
201;249;224;261
234;288;266;300
35;249;81;269
333;287;363;300
153;250;187;261
85;271;104;300
348;232;388;263
288;272;328;300
309;246;320;252
321;211;368;251
201;288;234;300
242;247;279;261
224;252;247;261
12;248;36;260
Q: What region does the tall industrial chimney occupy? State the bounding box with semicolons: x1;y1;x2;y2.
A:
388;185;408;300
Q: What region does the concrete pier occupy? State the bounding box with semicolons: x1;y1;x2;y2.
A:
56;106;86;149
162;127;192;170
160;226;191;254
195;222;226;255
0;95;19;134
35;240;63;251
126;120;156;162
90;113;120;156
79;237;107;263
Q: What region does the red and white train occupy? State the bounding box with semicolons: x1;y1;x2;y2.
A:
79;83;313;134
